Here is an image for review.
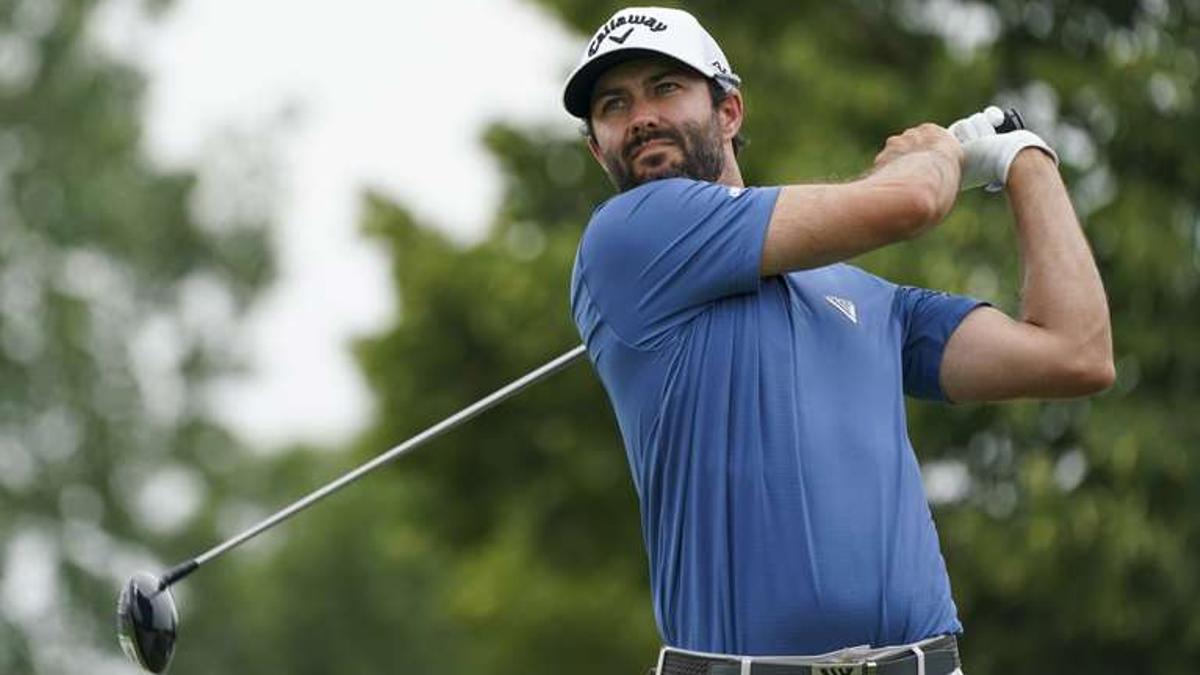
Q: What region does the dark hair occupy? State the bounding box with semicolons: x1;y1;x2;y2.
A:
580;79;748;156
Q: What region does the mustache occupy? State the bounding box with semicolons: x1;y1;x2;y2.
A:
624;128;685;161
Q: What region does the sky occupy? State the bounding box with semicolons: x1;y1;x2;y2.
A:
93;0;581;449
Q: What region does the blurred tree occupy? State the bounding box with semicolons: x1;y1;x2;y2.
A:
0;0;272;672
351;128;658;674
165;1;1198;675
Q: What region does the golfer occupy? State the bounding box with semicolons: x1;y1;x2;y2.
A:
564;7;1113;675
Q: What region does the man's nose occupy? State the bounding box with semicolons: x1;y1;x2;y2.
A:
627;97;660;136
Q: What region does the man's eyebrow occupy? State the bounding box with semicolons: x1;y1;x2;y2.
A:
592;67;692;104
646;67;689;83
592;85;627;102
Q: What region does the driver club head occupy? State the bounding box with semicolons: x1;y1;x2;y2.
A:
117;572;179;673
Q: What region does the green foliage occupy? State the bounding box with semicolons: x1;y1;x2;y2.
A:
17;1;1192;674
348;125;660;672
326;1;1197;673
171;449;468;675
0;0;272;672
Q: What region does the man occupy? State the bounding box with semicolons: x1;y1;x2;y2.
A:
563;7;1113;674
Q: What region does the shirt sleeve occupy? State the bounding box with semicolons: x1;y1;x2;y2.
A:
896;285;990;401
576;178;780;349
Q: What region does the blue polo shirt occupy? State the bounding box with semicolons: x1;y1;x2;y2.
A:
570;178;986;656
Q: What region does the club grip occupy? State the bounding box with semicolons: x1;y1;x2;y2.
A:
995;107;1025;133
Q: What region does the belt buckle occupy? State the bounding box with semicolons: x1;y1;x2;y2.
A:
806;658;873;667
808;664;865;675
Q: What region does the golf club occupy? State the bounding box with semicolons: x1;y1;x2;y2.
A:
117;344;586;673
115;107;1027;674
996;107;1024;133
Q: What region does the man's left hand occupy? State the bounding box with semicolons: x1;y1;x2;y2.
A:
949;106;1059;192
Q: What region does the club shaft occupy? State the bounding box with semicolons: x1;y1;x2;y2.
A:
167;345;587;585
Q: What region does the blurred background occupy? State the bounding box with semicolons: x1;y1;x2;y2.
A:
1;0;1196;673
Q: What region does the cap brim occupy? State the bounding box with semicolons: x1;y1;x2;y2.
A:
562;48;693;119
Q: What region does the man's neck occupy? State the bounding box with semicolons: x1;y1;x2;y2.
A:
717;152;745;188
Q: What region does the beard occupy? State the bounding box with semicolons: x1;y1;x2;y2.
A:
600;112;726;193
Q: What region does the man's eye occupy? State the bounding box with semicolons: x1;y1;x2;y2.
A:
600;98;627;114
655;82;680;94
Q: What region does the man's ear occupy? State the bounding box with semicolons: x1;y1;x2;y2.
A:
586;133;604;166
718;89;744;144
587;132;615;182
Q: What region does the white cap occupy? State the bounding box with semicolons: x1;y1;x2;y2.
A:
561;7;740;119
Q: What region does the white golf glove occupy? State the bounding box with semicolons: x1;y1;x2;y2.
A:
949;106;1058;192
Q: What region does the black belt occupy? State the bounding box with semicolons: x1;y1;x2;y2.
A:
656;635;960;675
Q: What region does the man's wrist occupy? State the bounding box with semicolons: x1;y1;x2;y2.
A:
1006;148;1059;191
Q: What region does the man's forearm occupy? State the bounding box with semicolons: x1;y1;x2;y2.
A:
1006;150;1114;380
761;135;961;276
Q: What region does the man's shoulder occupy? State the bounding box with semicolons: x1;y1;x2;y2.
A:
581;179;705;259
589;178;700;222
585;178;775;250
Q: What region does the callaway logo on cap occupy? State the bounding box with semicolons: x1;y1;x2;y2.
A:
562;6;741;118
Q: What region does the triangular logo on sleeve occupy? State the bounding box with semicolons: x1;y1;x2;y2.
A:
824;295;858;324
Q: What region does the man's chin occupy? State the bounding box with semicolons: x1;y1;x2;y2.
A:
606;156;698;193
630;164;688;187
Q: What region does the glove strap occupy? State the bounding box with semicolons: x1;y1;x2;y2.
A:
988;130;1059;192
